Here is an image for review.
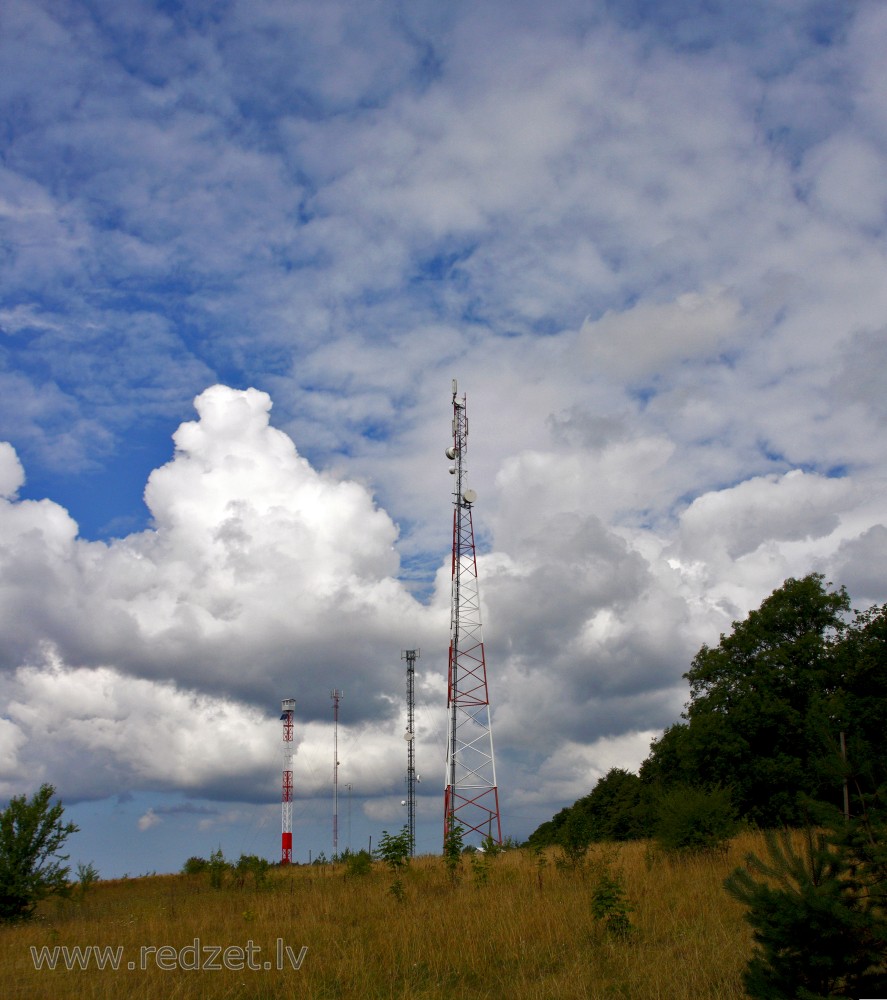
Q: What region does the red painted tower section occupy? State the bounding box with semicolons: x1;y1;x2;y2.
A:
443;380;502;847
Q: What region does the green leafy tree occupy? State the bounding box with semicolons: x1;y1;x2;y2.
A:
377;826;412;902
525;804;572;850
0;784;79;921
683;574;849;826
526;578;885;853
556;806;591;870
584;768;651;841
208;847;229;889
640;723;694;790
527;768;652;849
830;603;887;796
376;827;412;873
181;856;209;875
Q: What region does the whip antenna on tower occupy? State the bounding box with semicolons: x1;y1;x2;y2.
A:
402;648;419;855
280;698;296;864
444;379;502;847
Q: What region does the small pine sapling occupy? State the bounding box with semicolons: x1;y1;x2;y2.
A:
725;810;887;999
590;857;634;939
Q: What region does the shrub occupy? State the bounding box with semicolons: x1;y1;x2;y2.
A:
655;784;738;854
181;856;209;875
75;862;100;900
233;854;270;889
343;849;373;878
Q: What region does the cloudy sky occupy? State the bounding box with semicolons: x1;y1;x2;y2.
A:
2;0;887;875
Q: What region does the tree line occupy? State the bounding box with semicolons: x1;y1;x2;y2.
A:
527;573;886;850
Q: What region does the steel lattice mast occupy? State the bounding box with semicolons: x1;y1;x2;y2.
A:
280;698;296;864
331;689;343;856
444;379;502;847
402;648;419;855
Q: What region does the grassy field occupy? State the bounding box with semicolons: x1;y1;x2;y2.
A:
0;832;766;1000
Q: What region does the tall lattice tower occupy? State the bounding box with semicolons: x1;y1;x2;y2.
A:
444;379;502;847
280;698;296;864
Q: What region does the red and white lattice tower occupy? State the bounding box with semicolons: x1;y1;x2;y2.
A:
280;698;296;864
444;379;502;847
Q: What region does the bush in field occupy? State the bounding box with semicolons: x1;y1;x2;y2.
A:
342;849;373;878
234;854;270;889
0;784;79;922
655;784;738;854
75;861;100;900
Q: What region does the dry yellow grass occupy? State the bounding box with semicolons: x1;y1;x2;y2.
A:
0;831;769;1000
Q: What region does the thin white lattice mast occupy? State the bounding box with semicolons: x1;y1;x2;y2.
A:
331;689;343;856
280;697;296;864
443;379;502;847
402;648;419;855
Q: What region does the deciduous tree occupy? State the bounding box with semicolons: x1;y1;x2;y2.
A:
0;784;79;921
683;574;849;825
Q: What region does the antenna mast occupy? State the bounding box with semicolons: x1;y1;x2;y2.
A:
280;698;296;864
402;648;419;855
444;379;502;847
331;689;343;857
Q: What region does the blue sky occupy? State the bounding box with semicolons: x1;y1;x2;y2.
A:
2;0;887;876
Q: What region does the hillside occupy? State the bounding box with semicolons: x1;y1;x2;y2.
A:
1;836;763;1000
